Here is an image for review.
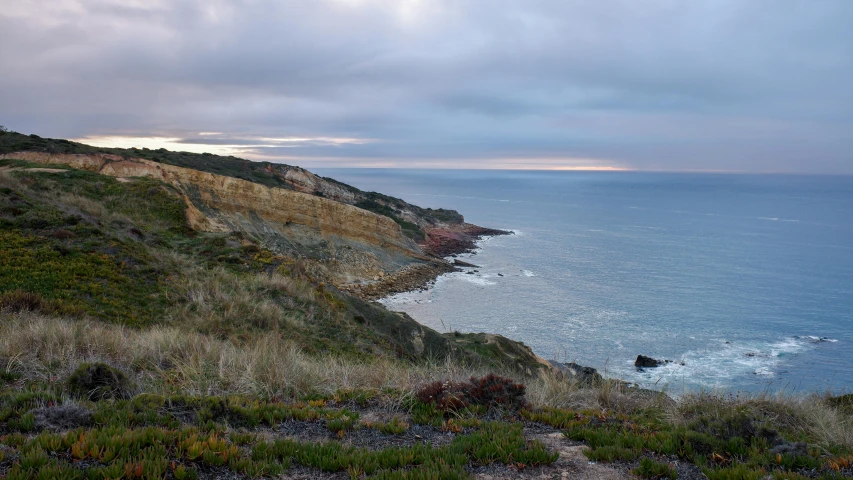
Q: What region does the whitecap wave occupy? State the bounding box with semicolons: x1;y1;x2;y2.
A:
522;270;536;277
456;275;497;286
612;335;836;391
796;335;838;343
759;216;802;223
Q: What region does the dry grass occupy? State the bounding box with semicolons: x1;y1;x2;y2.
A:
673;391;853;450
0;312;486;399
1;312;850;449
0;311;616;410
153;250;328;338
54;192;106;218
0;168;22;190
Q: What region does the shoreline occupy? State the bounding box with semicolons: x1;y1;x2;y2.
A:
367;228;674;394
343;224;512;301
363;225;625;388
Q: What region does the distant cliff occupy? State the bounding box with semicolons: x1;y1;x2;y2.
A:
0;132;466;243
0;132;507;291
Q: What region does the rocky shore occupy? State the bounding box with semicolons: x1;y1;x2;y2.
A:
341;261;456;301
344;224;512;301
422;224;513;257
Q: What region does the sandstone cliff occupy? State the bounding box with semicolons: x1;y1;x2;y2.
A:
0;151;439;285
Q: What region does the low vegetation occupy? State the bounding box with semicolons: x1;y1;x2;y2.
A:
1;142;851;478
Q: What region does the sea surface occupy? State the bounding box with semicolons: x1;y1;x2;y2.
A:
314;169;853;394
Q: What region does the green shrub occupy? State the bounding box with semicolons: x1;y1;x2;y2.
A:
66;362;133;400
633;457;677;479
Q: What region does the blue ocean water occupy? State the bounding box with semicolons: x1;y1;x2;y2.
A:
315;169;853;394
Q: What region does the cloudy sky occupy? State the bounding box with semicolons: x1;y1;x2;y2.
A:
2;1;852;172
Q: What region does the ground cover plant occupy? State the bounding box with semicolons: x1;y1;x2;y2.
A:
0;383;561;479
523;393;853;479
0;378;851;479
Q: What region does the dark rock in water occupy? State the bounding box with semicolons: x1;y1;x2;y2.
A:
465;271;475;275
635;355;664;368
796;335;833;343
548;361;603;386
745;352;769;358
452;259;480;268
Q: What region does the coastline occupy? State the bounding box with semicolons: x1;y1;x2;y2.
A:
343;224;513;301
367;225;617;383
372;225;650;392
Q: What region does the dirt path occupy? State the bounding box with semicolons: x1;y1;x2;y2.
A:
471;432;632;480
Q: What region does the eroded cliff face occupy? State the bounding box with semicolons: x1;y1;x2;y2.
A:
1;152;431;284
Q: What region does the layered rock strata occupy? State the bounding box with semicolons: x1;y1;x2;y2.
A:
0;152;434;283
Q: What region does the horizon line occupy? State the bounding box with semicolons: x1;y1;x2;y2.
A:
304;165;851;176
10;131;845;176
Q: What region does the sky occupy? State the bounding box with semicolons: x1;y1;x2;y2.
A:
1;0;852;173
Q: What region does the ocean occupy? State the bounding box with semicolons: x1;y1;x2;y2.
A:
314;169;853;394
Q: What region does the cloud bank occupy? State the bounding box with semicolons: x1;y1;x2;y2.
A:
1;0;852;172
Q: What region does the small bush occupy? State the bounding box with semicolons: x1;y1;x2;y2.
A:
51;229;76;239
416;374;527;413
0;370;22;383
467;374;527;411
417;381;469;411
66;362;133;400
0;289;68;315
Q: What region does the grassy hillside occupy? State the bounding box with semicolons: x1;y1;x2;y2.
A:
0;145;851;479
0;157;536;366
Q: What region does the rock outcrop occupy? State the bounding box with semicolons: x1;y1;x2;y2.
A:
548;361;603;386
634;355;663;368
422;225;512;257
634;355;683;369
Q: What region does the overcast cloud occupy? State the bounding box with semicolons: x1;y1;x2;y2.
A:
2;0;852;172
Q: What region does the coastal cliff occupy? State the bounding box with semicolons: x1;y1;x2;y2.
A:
0;133;507;291
0;152;418;251
0;130;534;372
